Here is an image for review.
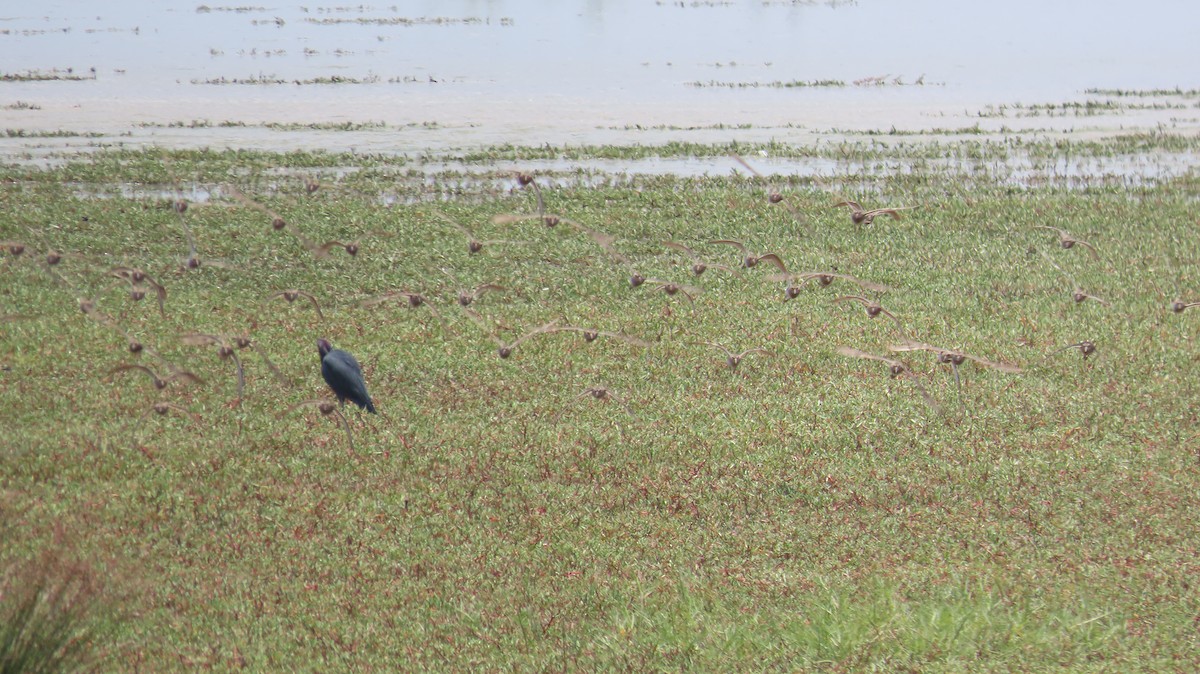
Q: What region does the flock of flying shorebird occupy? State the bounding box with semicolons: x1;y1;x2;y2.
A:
3;154;1198;450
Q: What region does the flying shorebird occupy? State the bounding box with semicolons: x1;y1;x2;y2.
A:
888;339;1021;373
494;320;562;359
662;241;742;277
162;153;213;271
1172;299;1200;313
262;288;325;319
174;198;201;270
0;241;27;257
1069;287;1110;306
360;290;446;326
513;171;548;219
837;346;916;378
576;385;637;418
466;316;561;359
180;332;247;397
832;200;915;226
108;364;203;390
360;290;428;309
888;338;1021;396
1040;250;1109;306
278;399;356;454
761;256;888;299
796;271;889;292
457;283;506;307
614;248;655;290
311;240;359;258
1044;340;1098;361
230;332;290;387
1159;253;1199;314
436;212;527;255
1035;226;1099;260
544;325;650;348
626;269;648;288
108;320;169;361
692;341;772;370
641;278;702;307
708;239;785;270
730;153;807;224
76;286;121;328
832;294;906;333
109;267;167;316
742;252;812;300
58;275;165;359
493;212;623;260
132;401;202;440
225;183;325;252
162;158;225;272
836;346;940;412
166;200;234;272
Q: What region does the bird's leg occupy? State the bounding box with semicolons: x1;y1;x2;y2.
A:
331;408;356;456
229;350;245;398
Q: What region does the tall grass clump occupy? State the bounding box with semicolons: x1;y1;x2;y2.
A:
0;554;105;674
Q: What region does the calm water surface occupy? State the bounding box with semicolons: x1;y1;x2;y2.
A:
0;0;1196;164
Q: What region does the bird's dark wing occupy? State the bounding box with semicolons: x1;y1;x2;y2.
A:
322;350;376;413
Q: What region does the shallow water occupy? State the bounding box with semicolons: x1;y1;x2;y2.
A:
1;0;1197;168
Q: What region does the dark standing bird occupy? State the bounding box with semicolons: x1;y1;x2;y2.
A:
317;339;377;413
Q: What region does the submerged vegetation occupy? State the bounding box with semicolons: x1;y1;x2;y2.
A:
0;68;95;82
687;78;849;89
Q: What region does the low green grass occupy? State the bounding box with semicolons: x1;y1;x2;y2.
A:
1;146;1198;671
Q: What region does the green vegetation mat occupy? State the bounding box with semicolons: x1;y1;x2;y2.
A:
1;144;1197;671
